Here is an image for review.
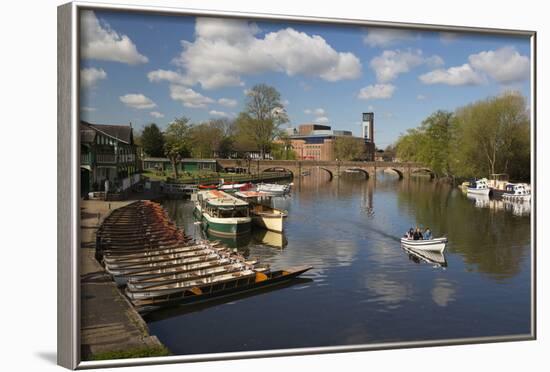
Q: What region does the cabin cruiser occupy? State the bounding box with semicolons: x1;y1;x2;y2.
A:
502;183;531;202
194;190;252;237
466;178;491;196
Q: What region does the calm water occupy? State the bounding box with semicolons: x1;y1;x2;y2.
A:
147;172;532;355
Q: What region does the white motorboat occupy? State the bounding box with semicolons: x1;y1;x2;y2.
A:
235;191;288;232
467;178;491;196
254;183;292;195
400;237;447;253
502;183;531;202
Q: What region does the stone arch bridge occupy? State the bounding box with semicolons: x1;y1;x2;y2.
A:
216;159;434;180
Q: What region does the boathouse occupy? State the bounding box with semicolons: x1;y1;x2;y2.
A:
80;121;140;196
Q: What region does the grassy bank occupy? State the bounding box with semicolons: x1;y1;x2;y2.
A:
143;170;291;184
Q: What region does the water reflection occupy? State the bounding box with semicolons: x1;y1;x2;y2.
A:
153;174;531;355
402;246;448;268
431;278;457;307
252;229;287;249
396;181;530;280
466;193;531;217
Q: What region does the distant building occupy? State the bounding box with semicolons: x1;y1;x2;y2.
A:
287;123;371;161
362;112;376;161
80;121;139;196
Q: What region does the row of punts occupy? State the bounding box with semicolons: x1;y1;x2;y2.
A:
96;200;311;312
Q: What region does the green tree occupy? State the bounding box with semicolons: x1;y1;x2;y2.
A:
188;121;224;158
241;84;288;158
453;92;529;179
334;136;366;161
164;117;191;178
394;92;530;181
141;123;165;157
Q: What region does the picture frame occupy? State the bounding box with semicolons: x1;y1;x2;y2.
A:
58;1;536;369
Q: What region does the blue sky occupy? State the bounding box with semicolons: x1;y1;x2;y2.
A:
80;10;531;148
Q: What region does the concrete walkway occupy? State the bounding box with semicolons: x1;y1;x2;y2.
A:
80;200;166;360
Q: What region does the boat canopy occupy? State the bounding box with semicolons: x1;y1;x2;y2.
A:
198;190;249;208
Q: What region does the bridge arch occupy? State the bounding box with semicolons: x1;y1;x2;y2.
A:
387;168;404;179
344;167;369;179
319;167;333;181
262;167;294;177
412;168;435;179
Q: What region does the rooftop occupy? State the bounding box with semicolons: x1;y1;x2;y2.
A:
81;121;134;145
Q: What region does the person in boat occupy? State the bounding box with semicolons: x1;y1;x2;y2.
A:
424;227;432;240
413;227;423;240
405;228;414;239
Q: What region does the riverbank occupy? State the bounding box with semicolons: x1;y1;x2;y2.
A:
144;170;292;185
80;200;169;360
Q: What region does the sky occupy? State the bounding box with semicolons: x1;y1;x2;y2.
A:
80;10;531;148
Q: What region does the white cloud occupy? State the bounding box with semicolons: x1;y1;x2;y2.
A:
370;49;444;82
281;99;290;106
80;67;107;88
217;98;238;107
367;105;374;111
419;64;486;86
170;85;214;108
172;17;362;89
80;11;148;65
81;106;97;112
417;94;426;100
119;94;157;109
150;111;164;118
363;28;415;47
314;116;329;124
147;69;187;84
209;110;230;118
358;84;396;100
468;47;529;84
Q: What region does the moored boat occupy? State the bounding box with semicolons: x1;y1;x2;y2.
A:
130;265;313;310
194;190;252;237
218;182;254;192
235;191;288;233
254;182;292;195
502;183;531;202
400;237;447;253
466;178;491;196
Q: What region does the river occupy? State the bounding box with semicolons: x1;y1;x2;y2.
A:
146;172;532;355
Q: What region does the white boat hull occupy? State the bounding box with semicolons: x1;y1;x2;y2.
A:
251;214;284;233
467;187;491;196
400;237;447;253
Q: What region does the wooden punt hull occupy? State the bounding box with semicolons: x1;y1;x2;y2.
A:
104;247;228;268
106;254;224;276
118;258;258;283
132;265;313;311
127;263;251;290
128;260;241;285
105;249;228;270
103;243;213;262
125;270;257;300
